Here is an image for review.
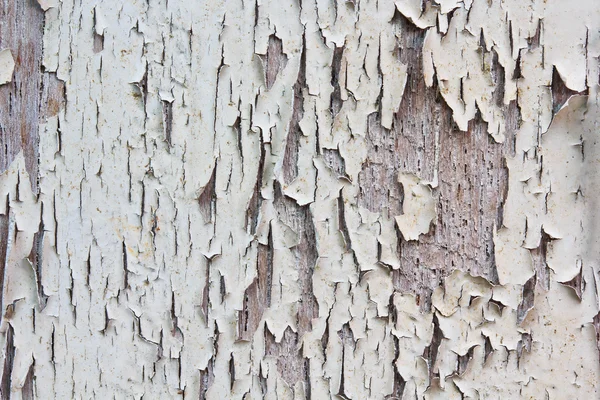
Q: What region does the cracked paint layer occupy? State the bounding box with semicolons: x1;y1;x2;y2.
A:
0;0;599;398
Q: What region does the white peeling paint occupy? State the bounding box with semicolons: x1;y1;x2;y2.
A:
37;0;58;11
0;0;599;399
395;173;436;241
0;49;14;85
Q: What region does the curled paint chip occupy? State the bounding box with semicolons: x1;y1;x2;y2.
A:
395;173;436;241
37;0;58;11
0;49;15;85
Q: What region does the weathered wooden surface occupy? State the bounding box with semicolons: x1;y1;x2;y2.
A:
0;0;64;186
0;0;599;399
0;3;63;397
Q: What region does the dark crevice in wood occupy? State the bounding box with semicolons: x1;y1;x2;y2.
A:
133;62;149;121
337;322;355;347
423;313;443;382
559;261;583;300
593;312;600;365
529;229;553;291
93;33;104;54
233;116;243;163
122;240;129;290
282;34;306;185
263;34;288;90
258;364;267;397
490;49;506;108
1;324;14;399
330;45;345;118
21;358;34;400
527;20;542;50
551;67;582;115
457;345;476;376
29;201;47;307
198;164;217;224
386;334;406;400
517;274;536;324
162;100;174;146
336;323;355;399
517;332;532;367
228;354;235;391
304;357;311;400
200;258;211;328
245;138;265;235
219;273;226;304
337;189;352;252
482;333;494;363
238;224;273;341
321;317;329;357
198;359;214;400
0;195;8;316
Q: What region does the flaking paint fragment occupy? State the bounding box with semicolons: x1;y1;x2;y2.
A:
395;173;436;241
37;0;58;11
0;49;14;85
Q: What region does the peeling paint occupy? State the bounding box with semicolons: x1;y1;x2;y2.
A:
395;173;436;241
0;50;14;86
0;0;599;398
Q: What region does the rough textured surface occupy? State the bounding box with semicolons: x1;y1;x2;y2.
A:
0;0;599;398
